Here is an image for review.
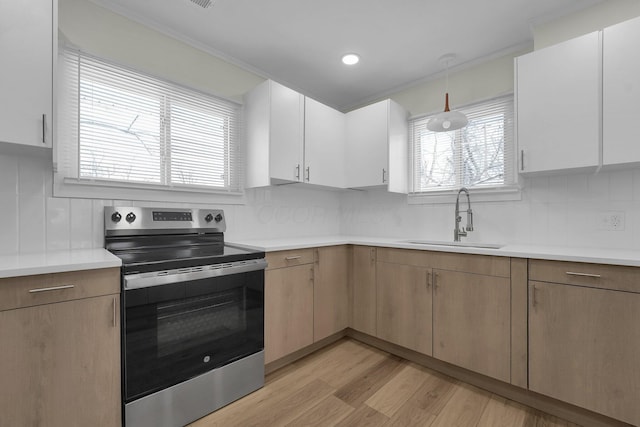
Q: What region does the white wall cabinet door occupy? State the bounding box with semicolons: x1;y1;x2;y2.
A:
244;80;304;187
304;97;346;188
516;31;601;174
0;0;53;148
603;16;640;168
346;100;389;188
345;99;408;192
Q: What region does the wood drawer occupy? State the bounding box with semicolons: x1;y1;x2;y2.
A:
0;268;120;311
529;259;640;293
266;249;315;270
377;248;510;277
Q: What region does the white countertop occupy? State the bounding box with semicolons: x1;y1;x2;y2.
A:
230;235;640;267
0;248;122;279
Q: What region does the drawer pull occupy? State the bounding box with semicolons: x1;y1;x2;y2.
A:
29;284;75;293
566;271;601;278
285;256;302;261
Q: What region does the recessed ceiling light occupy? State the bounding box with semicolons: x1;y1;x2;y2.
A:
341;53;360;65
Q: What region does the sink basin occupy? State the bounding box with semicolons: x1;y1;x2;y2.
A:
401;240;503;249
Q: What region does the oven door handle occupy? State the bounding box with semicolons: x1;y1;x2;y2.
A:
124;258;268;290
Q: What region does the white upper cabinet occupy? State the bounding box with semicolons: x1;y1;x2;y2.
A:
603;16;640;168
0;0;54;148
244;80;305;187
345;99;408;193
516;31;601;174
304;97;345;188
244;80;346;189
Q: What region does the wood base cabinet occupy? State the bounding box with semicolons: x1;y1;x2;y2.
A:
529;281;640;426
376;261;432;355
264;250;315;364
433;269;511;382
351;246;377;336
0;294;120;426
314;246;349;341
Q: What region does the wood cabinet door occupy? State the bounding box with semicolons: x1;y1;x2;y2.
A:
376;262;432;355
304;97;346;188
0;0;53;147
433;270;510;382
314;246;350;341
264;264;314;363
0;294;121;426
603;16;640;167
516;31;600;174
351;246;377;336
529;281;640;426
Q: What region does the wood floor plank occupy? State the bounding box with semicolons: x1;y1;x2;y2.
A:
335;405;390;427
190;339;588;427
365;362;429;417
285;395;354;426
477;395;528;427
334;354;405;407
429;382;492;427
405;368;459;415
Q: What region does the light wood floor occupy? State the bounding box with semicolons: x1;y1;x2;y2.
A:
189;338;581;427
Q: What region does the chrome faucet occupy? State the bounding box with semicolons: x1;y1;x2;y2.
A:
454;187;474;242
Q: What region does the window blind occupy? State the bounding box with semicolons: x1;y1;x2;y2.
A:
409;95;515;194
57;48;242;193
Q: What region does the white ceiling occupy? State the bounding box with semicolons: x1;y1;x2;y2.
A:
92;0;602;111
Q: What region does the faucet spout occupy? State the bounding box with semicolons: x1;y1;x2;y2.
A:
454;187;473;242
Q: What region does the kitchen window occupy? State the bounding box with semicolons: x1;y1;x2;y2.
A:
409;95;518;202
55;47;243;201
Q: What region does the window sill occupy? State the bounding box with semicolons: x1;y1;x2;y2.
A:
408;185;522;205
53;176;246;205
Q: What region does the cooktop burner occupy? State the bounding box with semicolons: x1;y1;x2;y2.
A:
104;207;264;274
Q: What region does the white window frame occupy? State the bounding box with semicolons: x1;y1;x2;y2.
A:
408;94;520;205
54;47;245;204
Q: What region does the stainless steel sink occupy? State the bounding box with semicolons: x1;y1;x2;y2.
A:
401;240;503;249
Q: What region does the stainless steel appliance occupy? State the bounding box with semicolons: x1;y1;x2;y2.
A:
104;207;266;427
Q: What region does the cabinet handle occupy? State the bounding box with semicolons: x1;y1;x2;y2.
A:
305;166;310;182
382;168;387;184
285;255;302;261
112;297;117;328
531;284;538;309
42;114;47;144
295;164;300;180
370;248;375;264
566;271;601;278
29;284;75;293
433;272;439;292
520;150;524;171
426;271;431;290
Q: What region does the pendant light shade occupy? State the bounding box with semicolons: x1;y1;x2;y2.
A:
427;93;468;132
427;54;468;132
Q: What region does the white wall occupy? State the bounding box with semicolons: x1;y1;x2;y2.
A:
340;170;640;250
0;144;342;255
4;0;640;255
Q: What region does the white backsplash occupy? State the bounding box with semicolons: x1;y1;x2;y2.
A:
2;144;640;254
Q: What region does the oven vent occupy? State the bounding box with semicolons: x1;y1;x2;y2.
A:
188;0;213;8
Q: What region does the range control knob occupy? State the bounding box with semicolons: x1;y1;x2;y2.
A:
125;212;136;223
111;212;122;223
214;213;223;223
204;213;214;223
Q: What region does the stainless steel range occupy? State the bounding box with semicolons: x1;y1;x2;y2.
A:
104;207;266;427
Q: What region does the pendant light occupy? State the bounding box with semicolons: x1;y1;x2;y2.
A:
427;54;468;132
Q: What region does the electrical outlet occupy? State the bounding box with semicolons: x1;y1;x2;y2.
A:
598;211;625;231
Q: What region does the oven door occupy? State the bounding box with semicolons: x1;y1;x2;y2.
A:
122;259;266;403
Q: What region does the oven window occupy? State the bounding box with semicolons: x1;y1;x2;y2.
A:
124;271;264;402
